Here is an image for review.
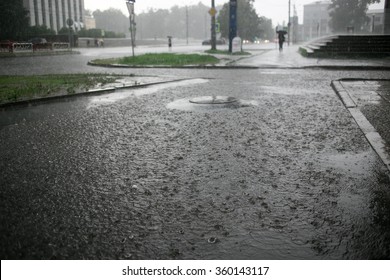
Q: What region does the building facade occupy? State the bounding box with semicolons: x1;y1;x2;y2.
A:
367;9;385;33
303;1;331;41
22;0;85;33
84;15;96;30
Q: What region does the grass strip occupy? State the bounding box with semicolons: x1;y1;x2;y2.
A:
91;53;219;66
0;74;122;104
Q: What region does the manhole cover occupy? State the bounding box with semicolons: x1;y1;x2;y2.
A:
189;96;238;105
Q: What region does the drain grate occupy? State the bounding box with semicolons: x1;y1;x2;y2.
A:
189;96;239;105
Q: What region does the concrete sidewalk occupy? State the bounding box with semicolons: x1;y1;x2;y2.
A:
234;45;390;69
332;79;390;171
231;45;390;171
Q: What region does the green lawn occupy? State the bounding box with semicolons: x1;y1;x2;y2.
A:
0;74;121;104
91;53;220;67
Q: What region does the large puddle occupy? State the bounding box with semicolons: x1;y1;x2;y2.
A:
87;78;209;108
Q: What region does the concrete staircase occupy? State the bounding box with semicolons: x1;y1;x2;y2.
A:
299;35;390;58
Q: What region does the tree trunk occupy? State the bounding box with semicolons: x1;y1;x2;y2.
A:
385;0;390;34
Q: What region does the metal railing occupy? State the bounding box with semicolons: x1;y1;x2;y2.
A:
0;42;70;53
12;43;33;53
52;42;70;50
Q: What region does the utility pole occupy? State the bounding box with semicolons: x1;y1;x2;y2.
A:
211;0;217;50
288;0;291;46
126;0;136;57
228;0;237;53
205;14;207;38
186;6;189;45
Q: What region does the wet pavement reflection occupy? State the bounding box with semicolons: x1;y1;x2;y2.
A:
1;68;390;260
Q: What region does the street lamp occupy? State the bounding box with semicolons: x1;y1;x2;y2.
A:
288;0;291;46
126;0;136;57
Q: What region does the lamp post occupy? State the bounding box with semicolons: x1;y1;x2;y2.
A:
126;0;136;57
288;0;291;46
186;6;189;45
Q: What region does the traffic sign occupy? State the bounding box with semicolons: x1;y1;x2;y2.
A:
216;23;220;33
208;7;217;17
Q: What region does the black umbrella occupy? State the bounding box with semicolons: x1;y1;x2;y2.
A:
276;30;288;35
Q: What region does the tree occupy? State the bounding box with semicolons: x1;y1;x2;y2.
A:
136;3;211;40
93;9;128;35
328;0;380;33
26;25;56;38
258;17;274;41
0;0;29;40
217;0;266;41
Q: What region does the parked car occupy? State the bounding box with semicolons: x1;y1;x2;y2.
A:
202;38;226;45
28;37;47;44
28;38;50;51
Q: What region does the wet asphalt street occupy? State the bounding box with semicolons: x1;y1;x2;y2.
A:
1;46;390;259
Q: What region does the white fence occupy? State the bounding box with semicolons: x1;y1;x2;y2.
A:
0;42;69;53
12;43;33;53
52;42;70;50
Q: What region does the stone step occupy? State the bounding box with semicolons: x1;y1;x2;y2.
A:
300;35;390;57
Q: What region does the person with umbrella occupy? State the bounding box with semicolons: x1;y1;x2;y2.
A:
276;28;287;51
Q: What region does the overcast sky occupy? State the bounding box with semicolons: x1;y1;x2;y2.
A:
84;0;385;26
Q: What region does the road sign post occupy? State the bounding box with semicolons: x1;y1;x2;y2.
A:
210;1;217;51
229;0;238;53
126;0;136;57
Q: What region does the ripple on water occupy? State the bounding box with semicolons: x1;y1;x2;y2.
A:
167;97;258;112
87;78;210;108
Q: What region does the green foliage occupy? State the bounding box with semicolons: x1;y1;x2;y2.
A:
0;0;29;40
104;31;126;38
93;8;129;35
26;25;56;37
77;28;103;38
136;3;211;39
58;27;72;35
328;0;380;32
258;17;274;41
58;27;125;38
217;0;273;41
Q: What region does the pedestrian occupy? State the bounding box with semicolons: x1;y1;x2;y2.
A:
86;39;90;48
168;36;172;49
278;31;285;51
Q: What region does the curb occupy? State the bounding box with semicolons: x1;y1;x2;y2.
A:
331;79;390;172
0;78;191;110
87;61;259;70
304;65;390;71
87;61;390;71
